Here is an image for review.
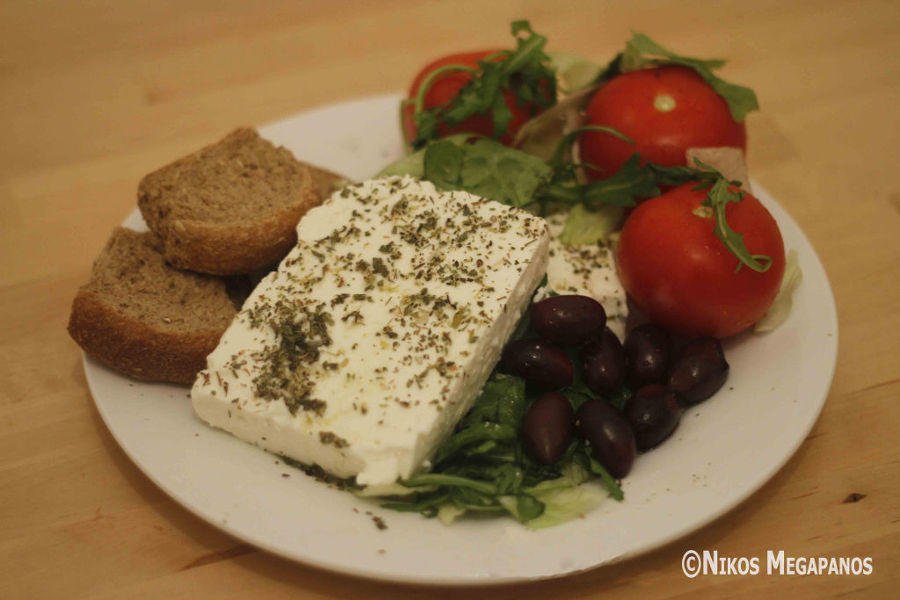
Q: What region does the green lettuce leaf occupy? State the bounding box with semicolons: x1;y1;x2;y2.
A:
559;204;624;245
526;483;607;529
423;138;553;207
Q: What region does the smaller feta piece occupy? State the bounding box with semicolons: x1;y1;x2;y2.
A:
192;177;549;487
541;213;628;335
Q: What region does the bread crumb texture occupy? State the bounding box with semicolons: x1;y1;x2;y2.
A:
68;228;237;384
137;128;320;275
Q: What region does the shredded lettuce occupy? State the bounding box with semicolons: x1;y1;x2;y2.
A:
755;249;802;332
437;502;467;525
548;51;603;93
513;85;596;162
527;482;608;529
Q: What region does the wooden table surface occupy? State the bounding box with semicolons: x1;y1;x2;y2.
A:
2;1;898;597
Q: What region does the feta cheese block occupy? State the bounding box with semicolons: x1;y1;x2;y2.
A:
191;176;549;487
540;213;628;336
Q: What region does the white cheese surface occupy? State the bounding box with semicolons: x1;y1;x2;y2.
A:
191;177;549;487
541;213;628;335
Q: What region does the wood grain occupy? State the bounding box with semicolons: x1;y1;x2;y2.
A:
1;1;898;597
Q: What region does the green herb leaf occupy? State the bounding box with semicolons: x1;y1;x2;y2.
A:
403;473;496;495
460;373;527;429
586;457;624;501
422;139;464;188
560;379;594;413
432;422;518;464
377;149;425;179
620;32;758;121
461;140;554;206
581;154;659;209
423;137;553;207
704;178;773;272
410;20;556;148
549;124;632;170
648;163;715;188
499;494;546;522
604;384;633;411
377;134;472;179
558;204;624;246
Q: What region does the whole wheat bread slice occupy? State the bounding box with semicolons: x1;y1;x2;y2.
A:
138;128;320;275
68;228;239;384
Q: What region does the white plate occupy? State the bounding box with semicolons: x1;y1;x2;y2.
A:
86;93;838;585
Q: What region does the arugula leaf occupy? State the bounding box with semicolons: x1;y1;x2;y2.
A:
604;384;633;411
423;137;553;207
586;457;625;501
704;177;773;272
493;464;526;495
411;20;556;148
403;473;496;495
459;373;527;429
381;492;448;516
560;379;594;412
581;154;659;209
498;494;545;522
619;32;759;121
648;162;716;188
648;160;772;272
432;422;518;464
537;153;657;214
549;125;633;170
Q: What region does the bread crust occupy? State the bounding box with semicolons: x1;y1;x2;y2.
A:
138;128;320;275
149;185;315;275
68;290;224;385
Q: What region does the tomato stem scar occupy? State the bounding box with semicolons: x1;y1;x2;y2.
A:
653;93;677;112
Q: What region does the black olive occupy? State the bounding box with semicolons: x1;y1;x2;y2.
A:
625;384;682;451
575;398;636;479
668;337;729;406
522;392;575;464
624;324;672;388
530;295;606;347
500;339;573;389
582;327;626;395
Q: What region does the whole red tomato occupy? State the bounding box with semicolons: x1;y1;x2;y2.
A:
401;50;546;146
616;183;784;338
581;66;746;179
